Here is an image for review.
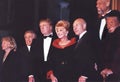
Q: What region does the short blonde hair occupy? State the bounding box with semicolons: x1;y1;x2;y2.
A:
39;18;53;26
55;20;70;31
1;36;17;51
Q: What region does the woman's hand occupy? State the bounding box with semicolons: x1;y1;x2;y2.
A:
50;74;58;82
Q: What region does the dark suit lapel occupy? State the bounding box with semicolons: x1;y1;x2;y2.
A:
47;37;54;60
0;52;4;67
75;33;87;49
24;46;30;54
41;38;44;60
102;25;108;40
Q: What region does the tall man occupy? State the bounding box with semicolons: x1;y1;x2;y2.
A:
96;0;111;40
30;18;56;82
94;0;112;75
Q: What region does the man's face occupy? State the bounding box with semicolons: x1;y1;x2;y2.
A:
24;33;35;46
96;0;109;15
106;17;120;33
39;21;52;36
73;20;85;36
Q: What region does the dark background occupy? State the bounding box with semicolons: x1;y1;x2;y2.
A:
0;0;97;48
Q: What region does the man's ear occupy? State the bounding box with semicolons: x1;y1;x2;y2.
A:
83;24;86;30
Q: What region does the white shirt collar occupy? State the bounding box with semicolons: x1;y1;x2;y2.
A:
102;10;112;16
79;30;87;39
44;32;53;36
27;46;31;51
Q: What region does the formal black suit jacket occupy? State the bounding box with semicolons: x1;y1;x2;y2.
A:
111;47;120;80
72;32;98;81
103;27;120;70
102;26;120;81
91;11;112;73
0;50;20;82
110;47;120;81
30;35;56;81
18;45;33;82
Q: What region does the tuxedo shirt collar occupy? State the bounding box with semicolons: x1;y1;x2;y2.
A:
27;45;31;52
102;10;112;17
79;30;87;39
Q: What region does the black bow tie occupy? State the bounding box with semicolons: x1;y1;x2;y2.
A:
43;35;53;39
100;16;105;19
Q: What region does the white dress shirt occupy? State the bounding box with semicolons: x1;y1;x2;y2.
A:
43;37;52;61
99;10;111;40
79;30;87;39
27;46;31;52
99;18;106;40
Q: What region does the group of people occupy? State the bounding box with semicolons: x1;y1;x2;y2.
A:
0;0;120;82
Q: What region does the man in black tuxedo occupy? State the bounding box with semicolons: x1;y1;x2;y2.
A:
93;0;112;75
29;18;56;82
18;30;36;82
96;0;112;40
100;10;120;82
72;18;99;82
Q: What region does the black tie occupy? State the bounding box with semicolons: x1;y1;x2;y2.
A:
43;35;53;39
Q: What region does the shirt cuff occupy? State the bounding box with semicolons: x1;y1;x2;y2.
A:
81;76;88;79
28;75;34;78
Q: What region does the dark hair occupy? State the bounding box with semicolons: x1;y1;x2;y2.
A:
106;10;120;22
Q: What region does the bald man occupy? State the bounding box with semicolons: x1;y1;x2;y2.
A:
71;18;99;82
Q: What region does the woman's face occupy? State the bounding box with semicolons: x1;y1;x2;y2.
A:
1;40;11;50
55;26;68;39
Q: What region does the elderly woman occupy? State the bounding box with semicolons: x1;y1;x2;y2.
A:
47;20;76;82
0;36;20;82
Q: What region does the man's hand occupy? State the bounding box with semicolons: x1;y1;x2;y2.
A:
50;74;58;82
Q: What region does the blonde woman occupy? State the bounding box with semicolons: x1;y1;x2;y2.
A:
0;36;19;82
